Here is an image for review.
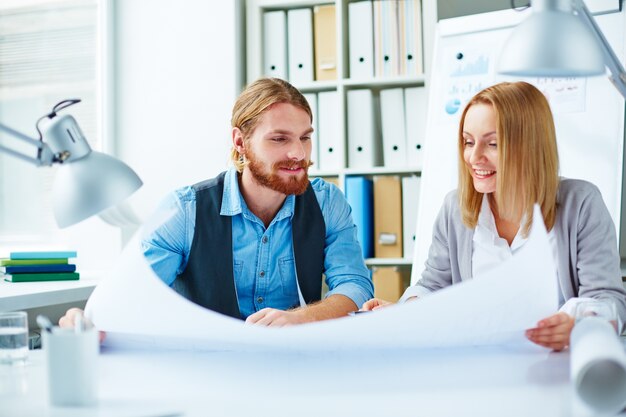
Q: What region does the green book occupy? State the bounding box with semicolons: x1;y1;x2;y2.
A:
0;258;69;266
3;272;80;282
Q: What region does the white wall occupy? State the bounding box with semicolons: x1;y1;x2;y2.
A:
112;0;239;219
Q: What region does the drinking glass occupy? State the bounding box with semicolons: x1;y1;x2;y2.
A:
0;311;28;365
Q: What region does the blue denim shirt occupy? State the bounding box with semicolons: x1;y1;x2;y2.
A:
142;168;373;319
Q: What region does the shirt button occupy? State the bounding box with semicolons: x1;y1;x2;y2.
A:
257;297;264;303
262;236;268;244
260;270;265;277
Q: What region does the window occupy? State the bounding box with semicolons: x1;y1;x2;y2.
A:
0;0;98;241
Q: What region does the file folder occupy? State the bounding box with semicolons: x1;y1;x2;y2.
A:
317;91;343;170
372;266;410;302
373;0;400;77
288;8;314;85
374;175;403;258
263;11;288;79
345;176;374;259
347;89;380;169
303;93;320;170
323;176;340;188
401;176;420;259
313;5;337;81
397;0;407;75
348;0;374;79
380;88;407;168
404;87;427;168
400;0;423;76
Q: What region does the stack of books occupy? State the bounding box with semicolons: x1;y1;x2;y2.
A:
1;251;79;282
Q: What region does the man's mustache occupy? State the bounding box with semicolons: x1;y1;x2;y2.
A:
273;160;313;170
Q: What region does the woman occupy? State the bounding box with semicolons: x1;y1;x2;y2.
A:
363;81;626;351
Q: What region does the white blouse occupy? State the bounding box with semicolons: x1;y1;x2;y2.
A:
402;195;587;316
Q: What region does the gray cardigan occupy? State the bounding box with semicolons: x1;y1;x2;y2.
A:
415;178;626;331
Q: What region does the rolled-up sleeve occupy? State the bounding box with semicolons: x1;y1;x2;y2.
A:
141;187;195;285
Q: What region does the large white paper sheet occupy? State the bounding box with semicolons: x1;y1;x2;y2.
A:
86;206;558;351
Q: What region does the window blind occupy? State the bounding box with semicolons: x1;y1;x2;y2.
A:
0;0;98;235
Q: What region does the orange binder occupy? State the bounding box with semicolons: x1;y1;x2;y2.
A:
313;5;337;81
374;175;403;258
372;266;410;302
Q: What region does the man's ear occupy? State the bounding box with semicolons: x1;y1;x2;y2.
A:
232;127;246;155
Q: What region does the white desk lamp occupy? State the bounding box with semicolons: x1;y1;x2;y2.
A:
0;99;142;228
498;0;626;99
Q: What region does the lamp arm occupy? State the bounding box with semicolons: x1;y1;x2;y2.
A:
576;0;626;99
0;122;55;166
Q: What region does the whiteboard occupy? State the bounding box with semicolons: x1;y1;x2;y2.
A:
411;8;626;284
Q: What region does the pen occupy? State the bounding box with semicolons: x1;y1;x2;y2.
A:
74;311;83;333
348;310;371;316
36;315;54;333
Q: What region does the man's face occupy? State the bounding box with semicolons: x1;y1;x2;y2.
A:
243;102;313;195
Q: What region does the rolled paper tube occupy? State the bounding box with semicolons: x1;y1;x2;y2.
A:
570;317;626;414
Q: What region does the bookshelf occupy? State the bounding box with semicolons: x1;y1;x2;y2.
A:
245;0;437;298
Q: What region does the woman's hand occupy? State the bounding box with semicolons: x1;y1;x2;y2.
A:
59;308;107;343
525;312;574;351
360;298;393;311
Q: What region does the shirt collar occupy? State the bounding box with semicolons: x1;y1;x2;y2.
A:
220;167;296;223
220;167;243;216
475;194;527;251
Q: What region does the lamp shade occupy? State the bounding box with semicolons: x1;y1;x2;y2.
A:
498;7;605;77
52;151;143;228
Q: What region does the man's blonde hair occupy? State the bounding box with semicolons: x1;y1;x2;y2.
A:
230;78;312;172
457;81;559;234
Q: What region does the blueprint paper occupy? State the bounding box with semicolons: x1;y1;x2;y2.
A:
570;317;626;414
86;205;558;351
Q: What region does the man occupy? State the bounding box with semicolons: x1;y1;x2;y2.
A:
61;78;373;329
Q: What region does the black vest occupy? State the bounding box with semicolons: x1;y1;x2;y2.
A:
173;172;326;319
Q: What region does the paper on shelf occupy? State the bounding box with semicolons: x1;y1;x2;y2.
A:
86;205;558;351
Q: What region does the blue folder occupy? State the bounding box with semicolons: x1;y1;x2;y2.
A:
344;176;374;259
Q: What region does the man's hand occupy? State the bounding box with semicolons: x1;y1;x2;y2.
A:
245;308;308;327
246;294;358;327
59;308;107;343
525;312;574;351
360;298;393;311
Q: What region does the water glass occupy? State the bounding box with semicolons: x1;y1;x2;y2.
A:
0;311;28;365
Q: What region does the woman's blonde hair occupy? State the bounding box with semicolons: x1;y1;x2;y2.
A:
230;78;312;172
458;81;559;234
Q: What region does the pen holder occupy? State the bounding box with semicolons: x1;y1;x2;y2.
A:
43;327;99;407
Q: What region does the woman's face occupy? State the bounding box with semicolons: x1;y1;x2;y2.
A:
462;103;498;194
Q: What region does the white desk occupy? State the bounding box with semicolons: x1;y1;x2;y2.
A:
3;343;624;417
0;273;101;334
0;273;101;312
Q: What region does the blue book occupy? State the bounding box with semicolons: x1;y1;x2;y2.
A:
1;264;76;274
10;251;77;260
344;176;374;258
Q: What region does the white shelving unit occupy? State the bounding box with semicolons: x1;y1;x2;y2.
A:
245;0;437;289
365;257;412;266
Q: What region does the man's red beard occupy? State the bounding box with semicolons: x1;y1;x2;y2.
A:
246;151;311;195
